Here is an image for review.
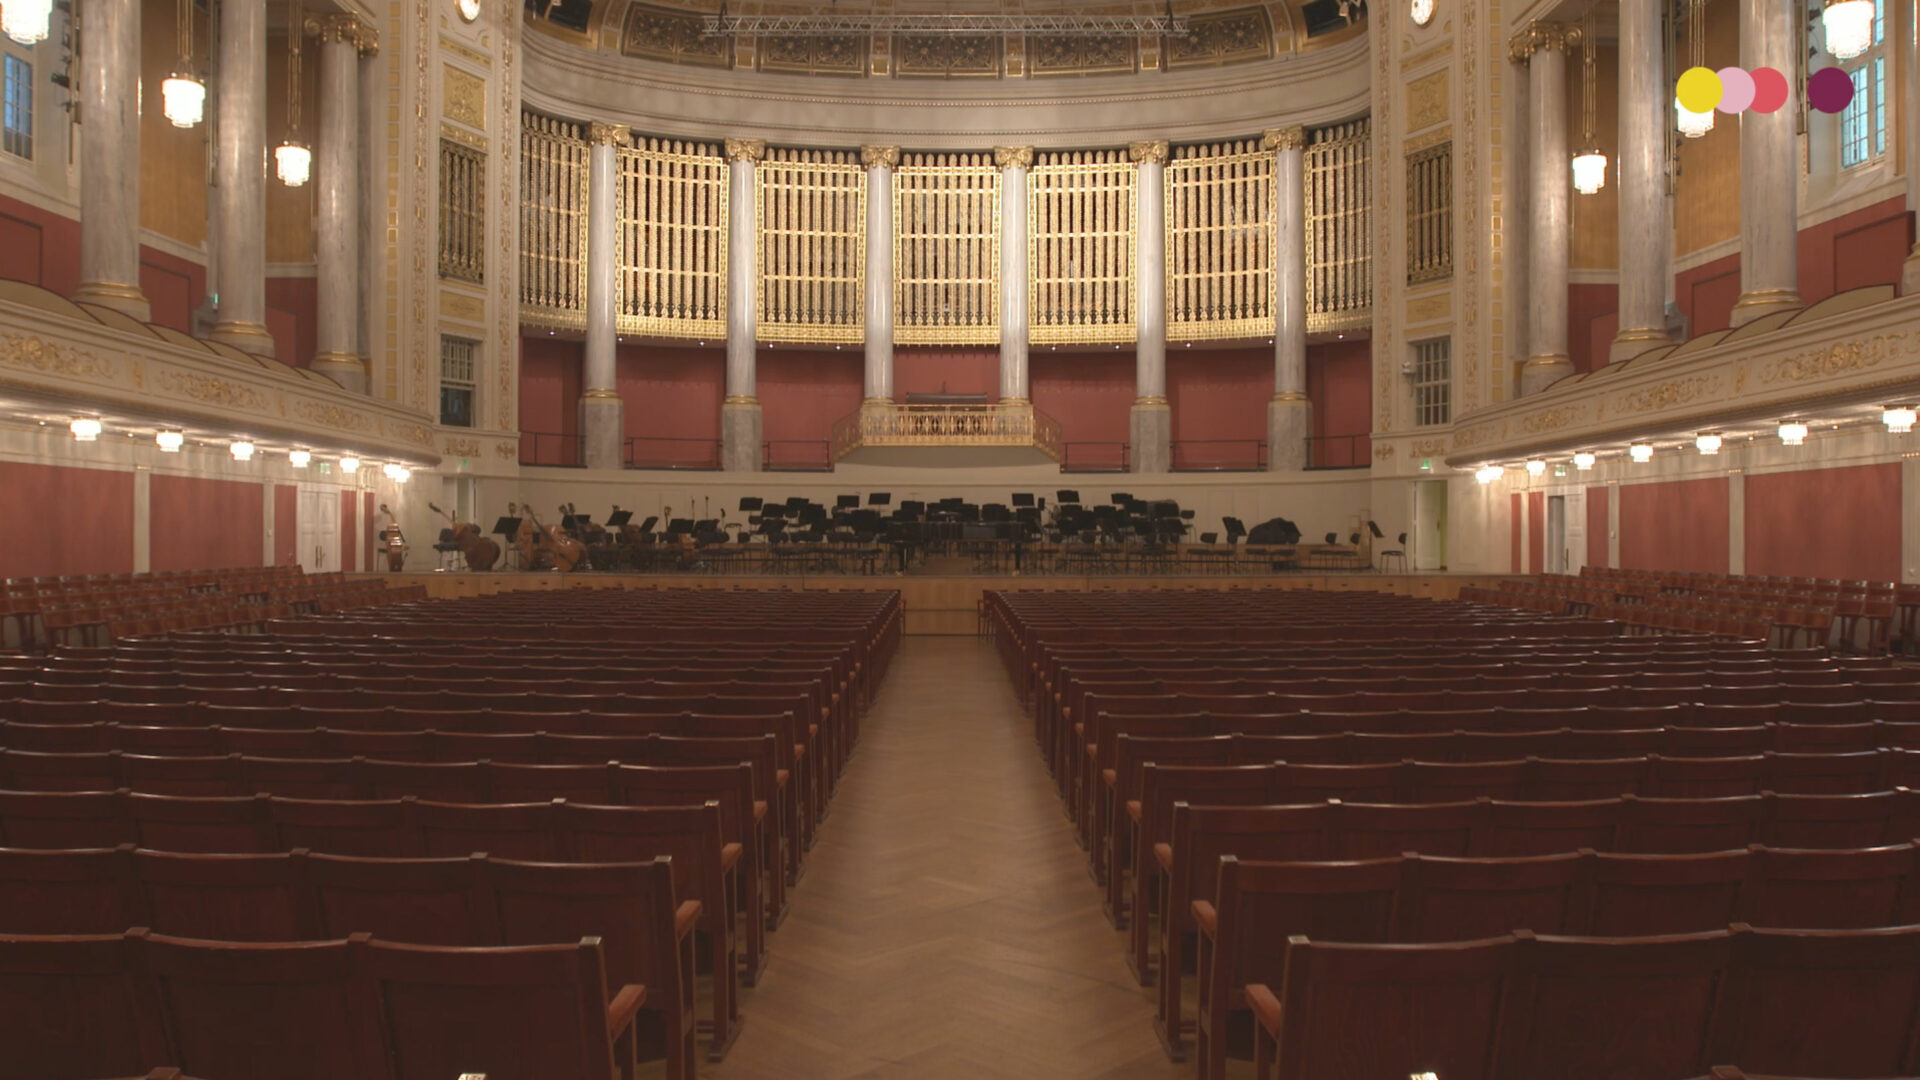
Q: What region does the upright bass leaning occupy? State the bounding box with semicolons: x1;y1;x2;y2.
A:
428;502;500;571
375;503;409;572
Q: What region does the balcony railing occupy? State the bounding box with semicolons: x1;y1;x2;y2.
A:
1060;441;1131;473
764;440;834;472
625;437;722;471
831;402;1063;460
1307;433;1372;470
520;430;584;468
1171;439;1267;472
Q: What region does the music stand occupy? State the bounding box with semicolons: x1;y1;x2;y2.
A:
739;497;764;512
837;494;860;509
1367;520;1385;539
1011;492;1035;508
868;492;892;506
605;510;633;529
1056;490;1081;505
668;518;694;535
637;515;658;535
491;516;521;538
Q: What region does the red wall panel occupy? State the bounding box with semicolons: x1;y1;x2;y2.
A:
273;485;298;568
138;247;207;334
0;193;80;296
759;349;863;446
519;337;582;465
1168;347;1270;445
0;463;133;578
1798;195;1913;301
615;345;724;443
1527;491;1545;572
1568;283;1618;374
892;347;999;400
1307;339;1371;439
1587;485;1610;569
1676;255;1741;337
265;276;317;369
1031;351;1133;446
1509;492;1523;574
363;492;376;574
1618;477;1730;575
149;475;263;573
340;491;359;573
1744;464;1901;582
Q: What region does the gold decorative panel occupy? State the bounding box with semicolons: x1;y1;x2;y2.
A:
1027;34;1137;76
1405;69;1450;133
1305;119;1373;331
758;34;869;76
894;152;1001;344
519;113;590;331
1166;138;1274;342
440;289;486;324
893;34;1002;77
621;2;732;67
442;65;486;129
1029;149;1135;344
757;148;866;344
1166;7;1274;69
617;137;730;339
438;139;487;284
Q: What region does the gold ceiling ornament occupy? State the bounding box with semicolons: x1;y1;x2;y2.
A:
1127;140;1170;165
725;138;769;163
1261;127;1306;151
993;146;1035;170
860;145;902;169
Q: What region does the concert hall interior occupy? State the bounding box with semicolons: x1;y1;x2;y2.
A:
5;0;1920;1076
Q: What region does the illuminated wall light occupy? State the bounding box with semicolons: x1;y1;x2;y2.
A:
1777;421;1808;446
288;449;312;468
155;431;184;453
338;456;361;474
229;441;256;462
1695;433;1723;455
1475;465;1504;485
1525;459;1547;477
1884;406;1917;434
1629;443;1654;463
69;418;102;442
1573;451;1597;470
390;466;411;483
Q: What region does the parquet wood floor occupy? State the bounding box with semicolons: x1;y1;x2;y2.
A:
703;637;1205;1080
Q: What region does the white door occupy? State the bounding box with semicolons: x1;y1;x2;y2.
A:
298;486;340;574
1412;480;1448;570
1546;495;1569;575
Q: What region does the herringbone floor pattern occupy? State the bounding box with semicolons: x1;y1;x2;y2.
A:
705;637;1201;1080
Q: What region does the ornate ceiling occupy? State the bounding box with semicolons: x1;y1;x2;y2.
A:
523;0;1366;79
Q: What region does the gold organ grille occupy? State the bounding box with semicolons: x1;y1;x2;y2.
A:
1306;119;1373;332
1404;139;1452;285
439;139;487;285
1166;138;1275;342
894;152;1001;345
617;137;730;339
519;113;590;330
1029;149;1135;345
756;147;866;344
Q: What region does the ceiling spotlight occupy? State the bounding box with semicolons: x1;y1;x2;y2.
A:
1885;406;1917;434
1525;459;1547;476
69;418;102;442
155;431;184;453
1573;451;1596;470
1629;443;1654;463
1777;421;1808;446
1475;465;1503;485
339;456;361;474
288;449;312;468
1695;433;1723;456
230;441;256;462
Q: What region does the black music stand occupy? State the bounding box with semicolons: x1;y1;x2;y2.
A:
605;510;633;529
868;492;892;506
636;515;658;535
837;494;860;509
1056;490;1081;505
740;497;764;512
667;518;694;536
491;516;523;570
1012;492;1035;508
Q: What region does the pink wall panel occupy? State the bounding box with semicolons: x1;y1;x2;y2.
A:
1031;351;1133;446
264;276;317;370
892;347;999;400
1744;464;1901;582
1527;491;1545;573
1509;492;1522;574
1618;478;1730;575
1587;485;1610;570
1167;347;1270;445
615;345;724;442
340;491;359;573
273;485;299;568
0;463;133;578
759;349;864;445
1568;283;1618;374
149;475;263;573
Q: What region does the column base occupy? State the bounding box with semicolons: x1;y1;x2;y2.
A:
722;397;764;473
209;320;277;359
580;391;624;470
1266;394;1311;472
312;352;369;395
1129;397;1170;474
1608;328;1672;366
73;281;151;323
1518;354;1574;397
1729;288;1802;327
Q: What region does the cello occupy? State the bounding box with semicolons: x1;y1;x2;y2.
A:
375;503;409;572
521;501;587;572
428;502;500;571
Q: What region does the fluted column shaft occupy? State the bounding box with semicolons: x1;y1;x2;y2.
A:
1266;127;1310;472
1517;25;1574;394
721;138;765;472
75;0;148;320
1130;140;1170;473
313;17;366;392
210;0;272;357
1733;0;1802;324
1613;0;1673;362
580;123;625;470
996;147;1032;403
862;146;899;403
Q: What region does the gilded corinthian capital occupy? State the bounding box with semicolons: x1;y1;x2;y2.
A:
1261;126;1305;152
1128;139;1170;165
725;138;768;163
993;146;1035;170
1508;21;1580;62
587;122;630;147
860;145;902;169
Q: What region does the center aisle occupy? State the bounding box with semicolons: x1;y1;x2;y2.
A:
709;636;1192;1080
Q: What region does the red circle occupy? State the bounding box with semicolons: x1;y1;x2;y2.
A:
1749;66;1790;113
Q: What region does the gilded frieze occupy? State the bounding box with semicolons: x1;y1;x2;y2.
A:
893;34;1002;77
442;65;487;130
292;400;374;432
443;437;483;458
0;334;119;382
1405;291;1452;324
155;371;269;411
1519;406;1578;434
1411;438;1448;457
441;290;487;324
1405;69;1450;132
759;33;868;76
1166;7;1273;68
1758;333;1905;385
622;3;731;67
1615;375;1723;414
1028;34;1136;76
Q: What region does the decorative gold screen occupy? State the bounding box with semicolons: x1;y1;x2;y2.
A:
1405;139;1451;286
894;152;1000;345
1166;138;1275;342
519;113;590;330
616;137;729;339
1029;149;1135;345
1306;119;1373;332
756;148;866;344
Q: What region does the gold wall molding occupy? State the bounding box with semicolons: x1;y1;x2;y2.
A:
622;3;732;68
1400;38;1454;72
893;33;1002;78
1166;6;1275;69
440;289;487;324
1406;291;1453;324
1403;125;1453;154
758;33;869;77
156;371;269;411
1405;69;1450;132
1519;406;1579;434
1411;438;1448;457
1616;375;1724;414
1027;33;1136;77
442;65;488;130
0;333;121;382
439;122;488;153
439;36;489;67
1758;333;1904;385
444;437;483;458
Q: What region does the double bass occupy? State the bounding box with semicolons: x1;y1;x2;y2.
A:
375;503;409;572
428;502;500;571
516;500;587;572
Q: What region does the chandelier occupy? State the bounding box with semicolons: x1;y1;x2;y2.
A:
161;0;205;127
275;0;311;186
1822;0;1875;60
1;0;51;46
1571;12;1607;193
1677;0;1715;138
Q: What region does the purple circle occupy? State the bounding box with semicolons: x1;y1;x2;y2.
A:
1807;66;1855;114
1716;67;1755;113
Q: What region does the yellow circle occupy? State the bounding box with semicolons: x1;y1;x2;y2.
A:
1675;66;1724;113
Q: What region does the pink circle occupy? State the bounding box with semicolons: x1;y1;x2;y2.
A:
1749;67;1790;113
1807;66;1856;114
1716;67;1755;113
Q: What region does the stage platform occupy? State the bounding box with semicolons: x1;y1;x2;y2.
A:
352;571;1522;635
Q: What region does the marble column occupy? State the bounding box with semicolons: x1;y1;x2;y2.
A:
1904;0;1920;294
73;0;148;320
209;0;274;358
580;122;626;471
1129;140;1170;473
996;146;1033;404
861;145;899;406
1265;127;1310;472
1612;0;1674;362
722;138;765;473
1516;24;1574;395
1732;0;1802;324
312;15;366;393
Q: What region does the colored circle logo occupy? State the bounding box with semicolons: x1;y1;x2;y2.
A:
1673;65;1851;115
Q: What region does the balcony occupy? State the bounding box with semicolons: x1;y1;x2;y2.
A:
830;402;1062;466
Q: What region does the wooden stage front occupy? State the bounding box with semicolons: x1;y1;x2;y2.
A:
354;572;1522;636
